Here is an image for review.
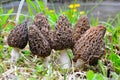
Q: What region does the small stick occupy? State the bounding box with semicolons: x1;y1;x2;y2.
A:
16;0;25;24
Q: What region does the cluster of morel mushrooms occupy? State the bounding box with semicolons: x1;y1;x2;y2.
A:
7;13;106;69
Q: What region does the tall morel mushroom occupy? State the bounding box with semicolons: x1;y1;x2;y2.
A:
52;15;74;68
7;21;28;62
73;25;106;67
34;13;53;47
28;25;51;67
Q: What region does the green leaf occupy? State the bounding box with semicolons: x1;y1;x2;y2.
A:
29;77;37;80
36;64;44;73
28;0;38;12
1;8;13;25
93;74;104;80
67;50;74;60
22;50;31;56
0;65;4;74
35;0;45;12
87;70;105;80
0;7;3;14
86;70;95;80
98;60;107;77
26;0;34;16
108;52;120;73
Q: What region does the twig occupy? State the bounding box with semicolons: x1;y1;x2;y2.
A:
16;0;25;24
72;61;75;80
0;69;14;78
0;67;35;79
20;53;31;63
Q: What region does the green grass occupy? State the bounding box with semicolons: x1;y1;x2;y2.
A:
0;0;120;80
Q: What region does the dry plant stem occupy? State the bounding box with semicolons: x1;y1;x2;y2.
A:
59;50;71;69
16;0;25;23
72;61;75;80
10;48;20;62
1;68;14;78
1;67;35;79
44;0;47;7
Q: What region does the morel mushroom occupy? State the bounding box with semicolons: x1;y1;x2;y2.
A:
28;25;51;67
73;25;106;66
7;21;28;62
52;15;74;69
52;15;74;50
34;13;53;47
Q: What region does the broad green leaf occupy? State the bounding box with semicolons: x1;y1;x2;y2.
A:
93;74;104;80
86;70;95;80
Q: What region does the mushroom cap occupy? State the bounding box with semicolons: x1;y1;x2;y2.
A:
73;25;106;65
34;13;53;47
73;15;90;42
34;13;51;30
28;25;51;57
52;15;74;50
7;21;28;49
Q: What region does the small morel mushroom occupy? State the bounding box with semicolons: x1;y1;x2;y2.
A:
28;25;51;67
73;15;90;43
73;25;106;66
34;13;53;47
52;15;74;69
7;21;28;62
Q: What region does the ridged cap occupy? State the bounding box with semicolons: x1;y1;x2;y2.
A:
52;15;74;50
73;25;106;65
73;15;90;42
29;25;51;57
7;21;28;49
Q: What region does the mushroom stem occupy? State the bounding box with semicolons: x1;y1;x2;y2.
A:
10;48;20;62
74;59;84;68
44;56;51;68
59;50;71;69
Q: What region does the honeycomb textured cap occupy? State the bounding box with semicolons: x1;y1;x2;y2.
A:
34;13;53;47
7;21;28;49
29;25;51;57
73;15;90;42
34;13;51;30
73;25;106;65
52;15;74;50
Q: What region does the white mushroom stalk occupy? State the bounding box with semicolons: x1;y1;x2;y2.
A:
44;56;51;68
10;48;20;62
59;50;71;69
